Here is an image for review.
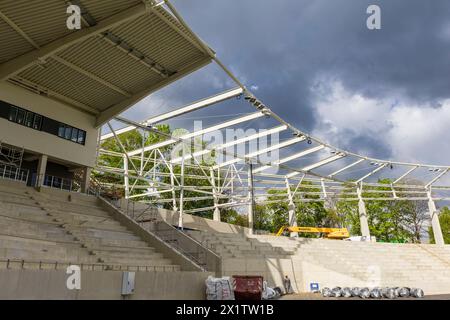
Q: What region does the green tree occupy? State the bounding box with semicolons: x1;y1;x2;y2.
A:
336;178;421;242
95;125;171;198
159;164;216;219
251;181;341;236
221;208;248;227
428;207;450;244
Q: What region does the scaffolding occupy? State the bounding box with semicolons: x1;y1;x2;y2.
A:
0;141;27;182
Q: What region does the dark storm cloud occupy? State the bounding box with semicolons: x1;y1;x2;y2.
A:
143;0;450;158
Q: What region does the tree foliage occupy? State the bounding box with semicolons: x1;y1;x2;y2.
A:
254;181;341;237
96;126;243;220
95;125;171;191
428;207;450;244
336;179;429;243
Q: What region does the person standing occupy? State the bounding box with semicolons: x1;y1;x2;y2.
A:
283;275;292;294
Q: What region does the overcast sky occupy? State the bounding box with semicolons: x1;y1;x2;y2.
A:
123;0;450;166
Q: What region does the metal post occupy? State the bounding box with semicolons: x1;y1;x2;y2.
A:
178;148;185;230
140;130;146;175
211;167;220;221
247;161;255;234
357;184;371;240
427;189;444;245
124;155;130;199
285;177;298;237
169;163;178;212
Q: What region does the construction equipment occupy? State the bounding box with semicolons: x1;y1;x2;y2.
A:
276;226;350;239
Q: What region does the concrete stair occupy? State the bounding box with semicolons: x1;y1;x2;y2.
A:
185;227;450;294
250;234;450;293
186;230;289;258
0;180;181;272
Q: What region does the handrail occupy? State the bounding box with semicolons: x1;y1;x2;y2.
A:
150;219;222;272
92;178;222;274
103;199;221;273
0;258;179;272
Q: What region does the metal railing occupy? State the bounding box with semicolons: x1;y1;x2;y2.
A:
37;174;76;191
102;195;221;273
0;163;28;183
0;258;179;272
91;178;222;273
147;221;220;272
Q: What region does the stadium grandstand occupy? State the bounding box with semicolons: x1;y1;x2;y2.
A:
0;0;449;299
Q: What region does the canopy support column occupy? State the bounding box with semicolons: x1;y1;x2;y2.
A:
123;155;130;199
178;149;185;230
35;154;48;190
211;168;220;222
427;189;444;245
285;177;298;237
357;185;371;240
81;167;92;194
247;161;255;235
169;163;178;212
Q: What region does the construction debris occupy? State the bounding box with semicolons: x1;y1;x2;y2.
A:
205;276;234;300
262;281;279;300
321;287;425;299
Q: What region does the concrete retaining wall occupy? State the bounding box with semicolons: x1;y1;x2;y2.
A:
117;199;251;234
0;269;211;300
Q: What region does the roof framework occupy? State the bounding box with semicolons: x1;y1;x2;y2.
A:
62;1;448;243
95;0;450;202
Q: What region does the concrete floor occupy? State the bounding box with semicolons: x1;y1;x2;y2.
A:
278;293;450;300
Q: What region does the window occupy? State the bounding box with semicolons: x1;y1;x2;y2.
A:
8;107;18;122
71;128;78;142
33;115;42;130
16;109;25;125
58;124;65;138
77;130;86;145
64;126;72;140
1;101;86;145
25;112;34;127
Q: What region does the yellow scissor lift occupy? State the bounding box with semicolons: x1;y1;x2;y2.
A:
276;226;350;239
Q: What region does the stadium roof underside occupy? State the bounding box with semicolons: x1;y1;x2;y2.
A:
0;0;213;127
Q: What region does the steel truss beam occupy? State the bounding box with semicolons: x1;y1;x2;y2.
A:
253;145;324;174
286;153;346;178
101;87;244;141
213;136;305;170
126;112;265;156
171;125;287;164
